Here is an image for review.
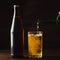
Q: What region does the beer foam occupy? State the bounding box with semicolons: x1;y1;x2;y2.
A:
35;34;42;36
28;34;42;36
28;34;34;36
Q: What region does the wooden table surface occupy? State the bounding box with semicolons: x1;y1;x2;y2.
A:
0;49;60;60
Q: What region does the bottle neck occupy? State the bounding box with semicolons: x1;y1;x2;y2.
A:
14;5;21;16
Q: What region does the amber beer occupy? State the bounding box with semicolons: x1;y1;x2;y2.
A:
28;31;43;58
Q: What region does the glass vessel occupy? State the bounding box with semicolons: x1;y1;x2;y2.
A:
28;31;43;58
10;5;24;58
23;18;43;58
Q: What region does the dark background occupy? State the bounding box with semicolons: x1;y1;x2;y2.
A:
0;0;60;51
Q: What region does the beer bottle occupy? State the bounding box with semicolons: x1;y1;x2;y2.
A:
10;5;24;58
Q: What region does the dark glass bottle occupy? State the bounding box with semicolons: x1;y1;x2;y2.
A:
10;5;24;58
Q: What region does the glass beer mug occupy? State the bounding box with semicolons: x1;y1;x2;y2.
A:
27;19;43;58
28;31;43;58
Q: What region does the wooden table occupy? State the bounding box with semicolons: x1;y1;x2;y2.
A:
0;49;60;60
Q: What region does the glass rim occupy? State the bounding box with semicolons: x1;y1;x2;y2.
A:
28;31;43;33
28;31;43;36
